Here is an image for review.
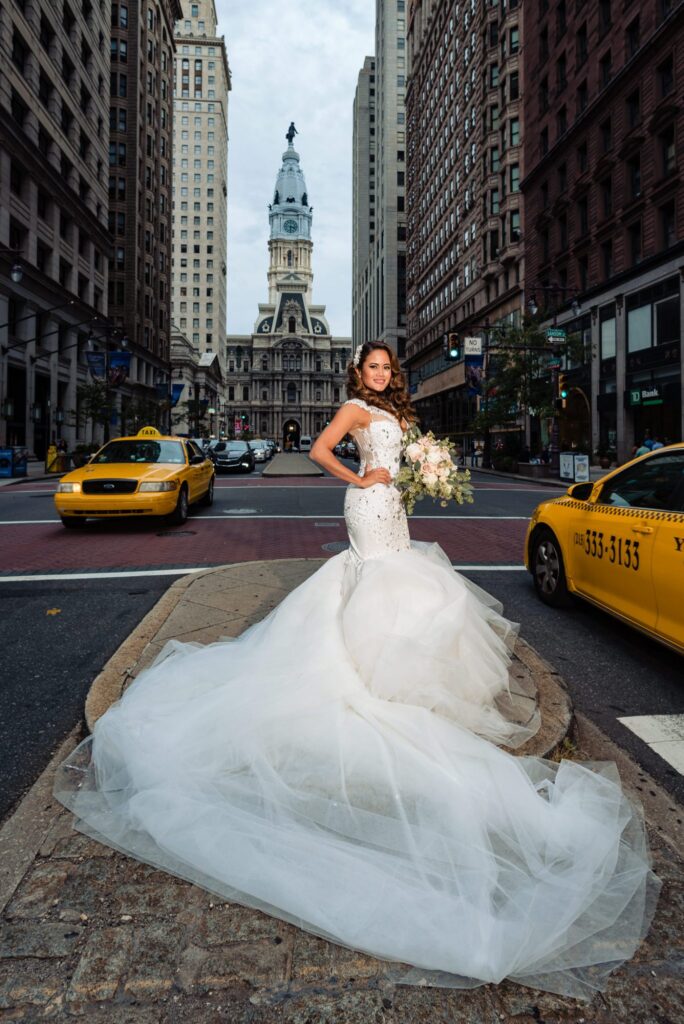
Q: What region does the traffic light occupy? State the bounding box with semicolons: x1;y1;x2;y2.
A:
556;373;569;411
443;332;461;361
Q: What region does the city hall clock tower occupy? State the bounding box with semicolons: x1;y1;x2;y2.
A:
267;123;314;304
225;125;351;448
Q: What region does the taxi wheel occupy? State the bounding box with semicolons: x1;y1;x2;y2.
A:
167;485;189;526
60;516;86;530
531;528;571;607
199;476;214;507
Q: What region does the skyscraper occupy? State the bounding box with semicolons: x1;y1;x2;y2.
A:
108;0;181;421
1;0;112;456
172;0;231;374
352;0;407;358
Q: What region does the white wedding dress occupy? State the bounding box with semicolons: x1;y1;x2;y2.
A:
54;399;659;999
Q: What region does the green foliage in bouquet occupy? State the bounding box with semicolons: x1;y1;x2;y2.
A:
396;426;474;515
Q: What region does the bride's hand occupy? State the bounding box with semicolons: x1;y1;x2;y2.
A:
360;467;392;488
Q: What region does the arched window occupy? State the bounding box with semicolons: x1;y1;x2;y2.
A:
261;355;268;370
288;316;296;333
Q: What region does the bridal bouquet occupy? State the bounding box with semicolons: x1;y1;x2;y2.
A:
396;426;474;515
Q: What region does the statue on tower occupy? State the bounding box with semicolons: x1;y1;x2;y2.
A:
286;122;298;145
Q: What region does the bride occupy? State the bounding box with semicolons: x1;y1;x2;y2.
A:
55;342;659;1000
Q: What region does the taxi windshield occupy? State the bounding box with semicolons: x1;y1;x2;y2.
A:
92;440;185;465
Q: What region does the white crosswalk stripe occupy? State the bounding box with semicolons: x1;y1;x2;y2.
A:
618;715;684;774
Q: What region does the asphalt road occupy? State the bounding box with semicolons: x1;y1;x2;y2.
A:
0;465;682;819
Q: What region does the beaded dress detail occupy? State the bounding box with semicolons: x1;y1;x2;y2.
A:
54;398;658;1000
344;398;410;566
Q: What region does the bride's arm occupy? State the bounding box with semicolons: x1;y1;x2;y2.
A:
310;405;391;488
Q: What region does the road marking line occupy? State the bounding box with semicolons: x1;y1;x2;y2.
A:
0;514;531;526
618;715;684;775
0;564;527;582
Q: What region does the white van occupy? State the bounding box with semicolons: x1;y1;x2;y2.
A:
299;435;313;453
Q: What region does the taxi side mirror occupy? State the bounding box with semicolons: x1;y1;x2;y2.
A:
567;482;593;501
190;453;206;465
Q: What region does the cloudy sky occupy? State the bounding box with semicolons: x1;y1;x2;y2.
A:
214;1;375;338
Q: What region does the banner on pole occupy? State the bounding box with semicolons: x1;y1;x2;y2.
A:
86;351;106;381
107;351;130;387
465;353;484;396
171;383;185;407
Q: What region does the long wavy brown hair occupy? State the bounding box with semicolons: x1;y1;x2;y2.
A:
346;342;417;424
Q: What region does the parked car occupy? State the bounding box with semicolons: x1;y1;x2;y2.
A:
207;440;255;473
54;427;214;528
299;435;313;453
524;443;684;654
249;439;270;462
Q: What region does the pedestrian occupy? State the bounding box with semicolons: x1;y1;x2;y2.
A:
469;440;478;467
651;436;664;451
635;441;651;457
54;340;659;1000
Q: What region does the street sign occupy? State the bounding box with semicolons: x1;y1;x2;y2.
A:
546;328;567;341
463;336;482;356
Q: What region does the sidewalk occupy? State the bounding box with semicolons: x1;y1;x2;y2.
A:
0;560;682;1023
471;464;607;489
0;460;56;488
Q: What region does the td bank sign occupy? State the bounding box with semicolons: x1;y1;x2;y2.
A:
628;385;664;407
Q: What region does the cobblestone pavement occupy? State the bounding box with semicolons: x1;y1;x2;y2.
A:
0;810;682;1023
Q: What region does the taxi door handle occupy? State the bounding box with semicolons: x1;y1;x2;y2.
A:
631;525;654;535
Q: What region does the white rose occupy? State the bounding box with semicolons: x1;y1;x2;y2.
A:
406;443;423;462
423;472;438;487
426;450;442;465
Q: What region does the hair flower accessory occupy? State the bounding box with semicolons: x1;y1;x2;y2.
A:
352;348;362;368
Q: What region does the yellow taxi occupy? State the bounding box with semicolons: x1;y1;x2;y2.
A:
54;427;215;529
524;444;684;654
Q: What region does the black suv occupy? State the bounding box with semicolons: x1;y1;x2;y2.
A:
207;440;255;473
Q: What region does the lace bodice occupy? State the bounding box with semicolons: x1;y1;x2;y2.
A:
345;398;404;479
343;399;410;564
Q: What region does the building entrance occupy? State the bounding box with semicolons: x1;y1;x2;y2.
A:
283;419;301;450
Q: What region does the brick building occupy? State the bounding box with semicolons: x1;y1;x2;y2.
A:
404;0;525;440
522;0;684;458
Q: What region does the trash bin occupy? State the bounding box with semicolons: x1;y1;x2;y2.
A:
0;447;28;477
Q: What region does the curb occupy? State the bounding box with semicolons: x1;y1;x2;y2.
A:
84;559;575;761
84;563;234;732
474;466;568;488
0;473;58;487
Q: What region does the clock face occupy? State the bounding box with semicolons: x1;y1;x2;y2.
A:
283;219;298;234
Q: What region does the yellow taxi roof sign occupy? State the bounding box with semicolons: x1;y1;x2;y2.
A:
137;426;162;437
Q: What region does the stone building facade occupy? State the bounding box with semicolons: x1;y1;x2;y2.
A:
0;0;112;456
172;0;231;374
352;0;408;359
226;131;351;448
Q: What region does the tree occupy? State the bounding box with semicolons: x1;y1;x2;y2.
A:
121;396;166;436
171;398;209;436
73;381;113;439
474;321;553;426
